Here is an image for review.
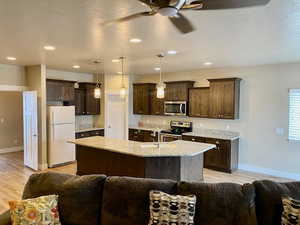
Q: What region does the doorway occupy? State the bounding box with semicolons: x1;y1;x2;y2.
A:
0;91;23;154
105;93;128;140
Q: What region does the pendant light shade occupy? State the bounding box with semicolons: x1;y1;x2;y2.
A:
156;54;165;99
120;57;127;99
94;84;101;99
93;60;102;99
74;81;79;89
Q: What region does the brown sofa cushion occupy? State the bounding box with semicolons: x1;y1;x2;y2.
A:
100;176;177;225
0;211;11;225
177;181;257;225
22;172;107;225
253;180;300;225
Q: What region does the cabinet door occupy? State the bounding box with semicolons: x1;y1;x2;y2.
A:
76;132;91;139
150;89;164;115
75;89;86;115
204;138;230;172
209;82;224;118
62;83;75;102
165;84;176;101
143;130;158;142
182;135;205;142
222;81;235;119
189;88;210;117
46;80;63;101
85;85;100;115
133;84;151;115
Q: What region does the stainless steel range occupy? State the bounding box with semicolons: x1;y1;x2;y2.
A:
160;121;192;142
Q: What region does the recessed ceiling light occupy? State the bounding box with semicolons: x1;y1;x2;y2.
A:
154;67;161;71
72;65;80;69
129;38;142;43
167;50;177;55
204;62;213;66
6;56;16;61
44;45;56;51
112;59;120;63
117;72;122;74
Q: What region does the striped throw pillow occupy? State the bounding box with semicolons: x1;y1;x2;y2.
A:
282;196;300;225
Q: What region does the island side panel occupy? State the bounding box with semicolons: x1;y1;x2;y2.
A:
76;145;145;177
180;154;204;182
144;157;181;181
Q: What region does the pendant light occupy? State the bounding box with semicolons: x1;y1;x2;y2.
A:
156;54;166;99
93;60;101;99
74;81;79;89
120;57;126;99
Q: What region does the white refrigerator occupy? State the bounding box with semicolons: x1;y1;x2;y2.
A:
48;106;76;168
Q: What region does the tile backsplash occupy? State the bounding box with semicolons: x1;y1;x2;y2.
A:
75;115;95;130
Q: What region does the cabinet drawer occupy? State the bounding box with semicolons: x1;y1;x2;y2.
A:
76;132;91;139
182;135;205;143
90;129;104;137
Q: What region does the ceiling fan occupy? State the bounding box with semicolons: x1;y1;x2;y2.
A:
103;0;271;34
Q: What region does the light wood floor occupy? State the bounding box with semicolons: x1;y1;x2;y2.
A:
0;152;293;214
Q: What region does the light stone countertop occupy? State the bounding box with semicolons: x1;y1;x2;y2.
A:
183;129;240;141
69;136;216;158
75;127;104;133
128;125;165;132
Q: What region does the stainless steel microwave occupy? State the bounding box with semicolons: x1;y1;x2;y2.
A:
164;101;187;116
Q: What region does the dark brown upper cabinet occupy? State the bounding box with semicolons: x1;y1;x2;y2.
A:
165;81;195;101
208;78;241;120
189;87;210;118
133;83;156;115
46;79;75;102
76;83;101;115
150;89;165;115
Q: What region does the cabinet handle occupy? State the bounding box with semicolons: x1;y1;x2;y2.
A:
192;138;196;141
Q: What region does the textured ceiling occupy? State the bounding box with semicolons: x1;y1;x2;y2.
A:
0;0;299;75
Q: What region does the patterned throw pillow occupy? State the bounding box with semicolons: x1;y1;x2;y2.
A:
282;195;300;225
148;190;196;225
8;195;61;225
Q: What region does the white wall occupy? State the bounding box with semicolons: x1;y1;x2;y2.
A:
131;63;300;179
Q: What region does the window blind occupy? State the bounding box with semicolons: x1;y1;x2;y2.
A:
288;89;300;140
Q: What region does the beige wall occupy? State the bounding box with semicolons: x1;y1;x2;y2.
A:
0;92;23;150
131;63;300;179
0;64;26;86
26;65;47;169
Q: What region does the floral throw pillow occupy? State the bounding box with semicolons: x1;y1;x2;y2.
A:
8;195;61;225
282;195;300;225
148;190;197;225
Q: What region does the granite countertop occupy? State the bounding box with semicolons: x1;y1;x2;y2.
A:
75;127;104;133
183;129;240;141
128;125;165;132
69;136;216;158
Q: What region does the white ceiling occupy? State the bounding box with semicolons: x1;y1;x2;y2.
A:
0;0;299;75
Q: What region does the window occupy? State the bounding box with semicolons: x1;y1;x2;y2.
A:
288;89;300;140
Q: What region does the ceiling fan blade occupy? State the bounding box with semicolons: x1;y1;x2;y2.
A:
101;11;156;25
169;12;195;34
199;0;271;10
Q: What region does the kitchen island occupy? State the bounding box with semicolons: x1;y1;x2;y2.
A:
69;136;216;182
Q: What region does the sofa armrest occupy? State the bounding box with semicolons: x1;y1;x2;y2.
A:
0;211;11;225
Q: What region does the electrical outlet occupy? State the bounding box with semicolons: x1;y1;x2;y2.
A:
226;125;230;130
0;118;4;124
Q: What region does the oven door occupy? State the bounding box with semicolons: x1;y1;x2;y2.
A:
164;101;187;116
160;133;182;142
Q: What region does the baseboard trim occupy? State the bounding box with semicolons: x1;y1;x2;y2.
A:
0;146;23;154
239;164;300;181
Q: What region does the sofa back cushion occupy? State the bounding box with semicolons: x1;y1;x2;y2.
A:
177;181;257;225
22;172;107;225
253;180;300;225
100;176;177;225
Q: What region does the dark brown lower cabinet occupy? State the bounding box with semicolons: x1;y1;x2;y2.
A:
182;135;239;173
128;129;158;142
76;129;104;139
